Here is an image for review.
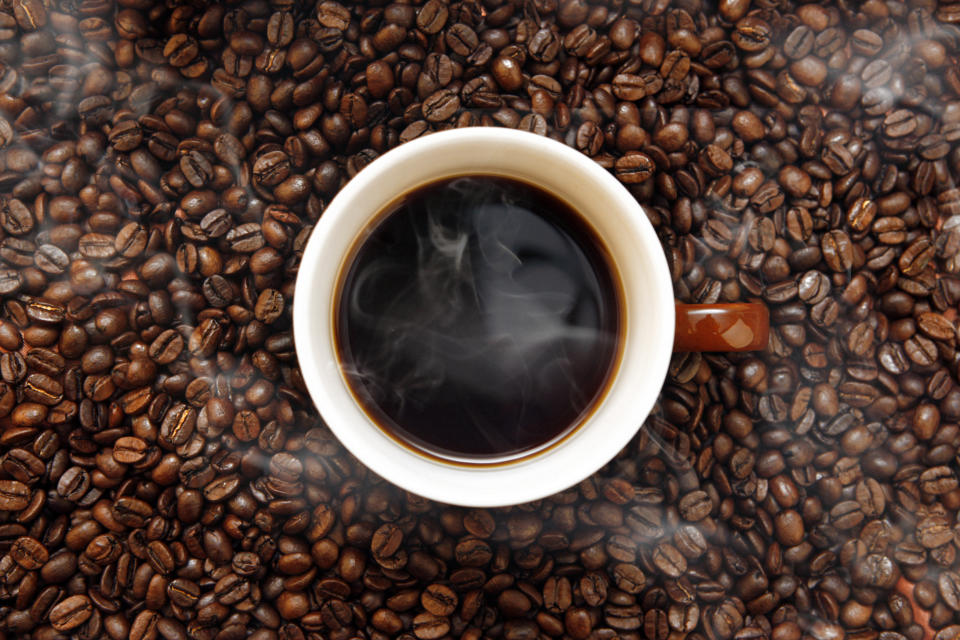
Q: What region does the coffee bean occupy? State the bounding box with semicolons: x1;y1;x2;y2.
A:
412;611;451;639
920;466;959;495
149;329;184;365
316;1;350;30
918;312;956;342
678;490;712;521
113;436;147;464
160;403;197;448
180;150;213;188
732;16;771;52
34;244;69;274
167;577;200;608
652;542;686;578
884;109;918;138
10;536;47;569
831;500;865;530
613;74;646;101
0;481;30;510
57;466;89;502
253;150;291;187
423;88;460;122
114;223;148;258
446;23;478;56
49;594;93;631
905;335;939;367
226;223;265;253
130;610;160;640
203;474;241;502
254;289;285;324
366;61;395;100
0;268;22;295
417;0;448;33
798;271;830;305
491;56;523;91
422;583;458;616
850;29;883;56
615;152;655;183
610;562;645;594
821;230;854;272
12;0;45;30
2;449;44;484
784;26;814;58
109;119;143;152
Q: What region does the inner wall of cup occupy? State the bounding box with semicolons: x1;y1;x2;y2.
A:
321;132;674;461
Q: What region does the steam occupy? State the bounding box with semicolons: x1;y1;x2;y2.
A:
340;177;616;457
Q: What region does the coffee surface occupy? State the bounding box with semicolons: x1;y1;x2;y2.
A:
336;176;621;460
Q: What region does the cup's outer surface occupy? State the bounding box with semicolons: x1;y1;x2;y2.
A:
293;128;675;507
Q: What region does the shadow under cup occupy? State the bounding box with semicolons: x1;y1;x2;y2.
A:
293;128;675;507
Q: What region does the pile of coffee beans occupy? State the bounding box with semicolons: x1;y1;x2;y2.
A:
0;0;958;639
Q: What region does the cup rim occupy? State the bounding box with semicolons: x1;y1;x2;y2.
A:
293;128;674;506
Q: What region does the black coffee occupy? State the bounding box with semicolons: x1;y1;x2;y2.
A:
335;175;622;461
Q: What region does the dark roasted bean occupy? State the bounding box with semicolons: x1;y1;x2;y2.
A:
49;595;92;631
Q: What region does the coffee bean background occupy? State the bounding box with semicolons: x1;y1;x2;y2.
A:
0;0;957;639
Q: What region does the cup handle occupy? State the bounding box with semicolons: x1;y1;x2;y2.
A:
674;303;770;352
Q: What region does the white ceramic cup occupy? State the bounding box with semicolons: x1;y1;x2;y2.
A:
294;128;675;507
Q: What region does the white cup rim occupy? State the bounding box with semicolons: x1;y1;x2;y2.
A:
293;128;674;507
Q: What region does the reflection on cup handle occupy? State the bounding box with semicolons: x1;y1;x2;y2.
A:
674;303;770;352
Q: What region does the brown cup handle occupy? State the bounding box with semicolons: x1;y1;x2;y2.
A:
674;303;770;352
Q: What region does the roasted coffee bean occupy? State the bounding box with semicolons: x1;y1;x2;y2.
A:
0;481;30;510
115;223;147;258
23;373;62;405
113;436;147;464
109;120;143;152
417;0;448;33
57;467;89;501
253;151;291;187
12;0;45;30
920;466;959;495
423;89;460;122
0;198;34;236
226;223;265;253
34;244;69;274
49;595;93;631
784;26;814;58
10;536;47;569
149;329;184;364
2;449;43;483
130;610;159;640
180;151;213;187
167;577;200;607
821;231;854;272
112;496;153;528
160;404;196;447
851;29;883;56
422;583;458;616
254;289;285;324
615;153;655;183
652;543;686;578
733;16;771;51
446;23;478;56
848;198;877;232
203;474;241;502
678;490;712;521
26;300;65;324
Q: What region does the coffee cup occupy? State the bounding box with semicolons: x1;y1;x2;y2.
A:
293;128;768;507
